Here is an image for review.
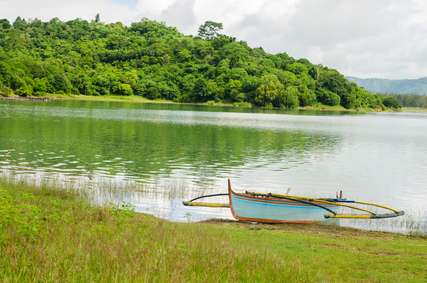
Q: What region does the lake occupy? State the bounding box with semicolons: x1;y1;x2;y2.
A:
1;100;426;234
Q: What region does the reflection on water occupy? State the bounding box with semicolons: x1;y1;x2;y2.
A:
1;100;426;234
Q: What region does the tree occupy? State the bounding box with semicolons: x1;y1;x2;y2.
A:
0;19;11;29
176;48;191;62
273;86;299;109
318;68;351;99
191;78;215;102
316;88;341;106
382;96;401;109
198;21;223;40
13;17;27;29
340;93;357;109
225;79;243;102
393;94;427;108
298;88;316;106
221;42;249;68
288;62;308;75
114;83;133;96
95;13;101;23
254;75;283;107
33;78;48;95
16;84;33;96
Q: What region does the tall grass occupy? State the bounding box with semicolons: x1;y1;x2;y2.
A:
1;181;426;282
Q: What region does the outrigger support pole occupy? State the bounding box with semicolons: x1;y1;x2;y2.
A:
182;193;229;208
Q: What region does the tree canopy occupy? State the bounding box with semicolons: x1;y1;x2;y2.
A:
197;21;223;40
0;17;389;110
390;94;426;108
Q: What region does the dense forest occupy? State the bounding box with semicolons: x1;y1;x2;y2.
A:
389;94;427;108
0;16;397;109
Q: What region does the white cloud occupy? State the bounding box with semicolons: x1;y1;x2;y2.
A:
0;0;426;78
159;0;196;33
0;0;138;23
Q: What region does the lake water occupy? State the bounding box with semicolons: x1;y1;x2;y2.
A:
1;100;426;234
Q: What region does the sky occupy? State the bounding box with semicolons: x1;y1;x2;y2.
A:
1;0;426;79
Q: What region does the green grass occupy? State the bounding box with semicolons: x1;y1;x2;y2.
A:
401;107;427;113
45;95;381;112
298;104;368;113
1;93;255;110
1;93;388;113
3;93;175;104
1;182;426;282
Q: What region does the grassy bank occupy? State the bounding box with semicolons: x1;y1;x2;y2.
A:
1;182;426;282
0;93;255;109
0;93;376;113
297;104;371;113
401;107;427;113
0;93;175;105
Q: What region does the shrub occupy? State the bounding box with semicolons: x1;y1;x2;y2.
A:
298;90;316;106
382;96;401;108
316;88;340;106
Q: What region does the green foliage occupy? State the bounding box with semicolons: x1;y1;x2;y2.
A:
298;88;316;107
0;187;41;242
0;17;389;109
274;86;299;109
382;96;402;109
255;74;282;107
391;94;427;108
0;19;11;29
318;68;351;99
191;78;215;102
114;83;133;96
198;21;223;40
316;88;340;106
1;182;426;282
0;86;13;97
225;79;244;102
16;84;33;96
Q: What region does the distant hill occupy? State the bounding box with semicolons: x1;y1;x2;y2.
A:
347;77;427;95
0;17;390;110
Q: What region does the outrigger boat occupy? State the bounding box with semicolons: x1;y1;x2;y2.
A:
183;179;404;223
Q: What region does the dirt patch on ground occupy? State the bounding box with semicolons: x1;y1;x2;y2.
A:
201;218;426;239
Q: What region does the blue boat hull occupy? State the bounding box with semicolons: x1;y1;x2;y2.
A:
228;184;338;223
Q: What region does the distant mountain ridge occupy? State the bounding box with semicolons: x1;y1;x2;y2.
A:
347;76;427;95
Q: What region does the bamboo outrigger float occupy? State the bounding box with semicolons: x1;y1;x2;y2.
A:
183;179;404;223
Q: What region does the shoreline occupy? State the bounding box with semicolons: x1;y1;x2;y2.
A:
401;107;427;113
0;93;378;113
1;181;426;282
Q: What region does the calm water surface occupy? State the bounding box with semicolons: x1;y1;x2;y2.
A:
1;100;426;234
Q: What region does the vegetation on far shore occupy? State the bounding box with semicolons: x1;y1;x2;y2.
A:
389;93;427;108
401;107;427;113
1;92;373;113
1;181;426;282
0;16;400;111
